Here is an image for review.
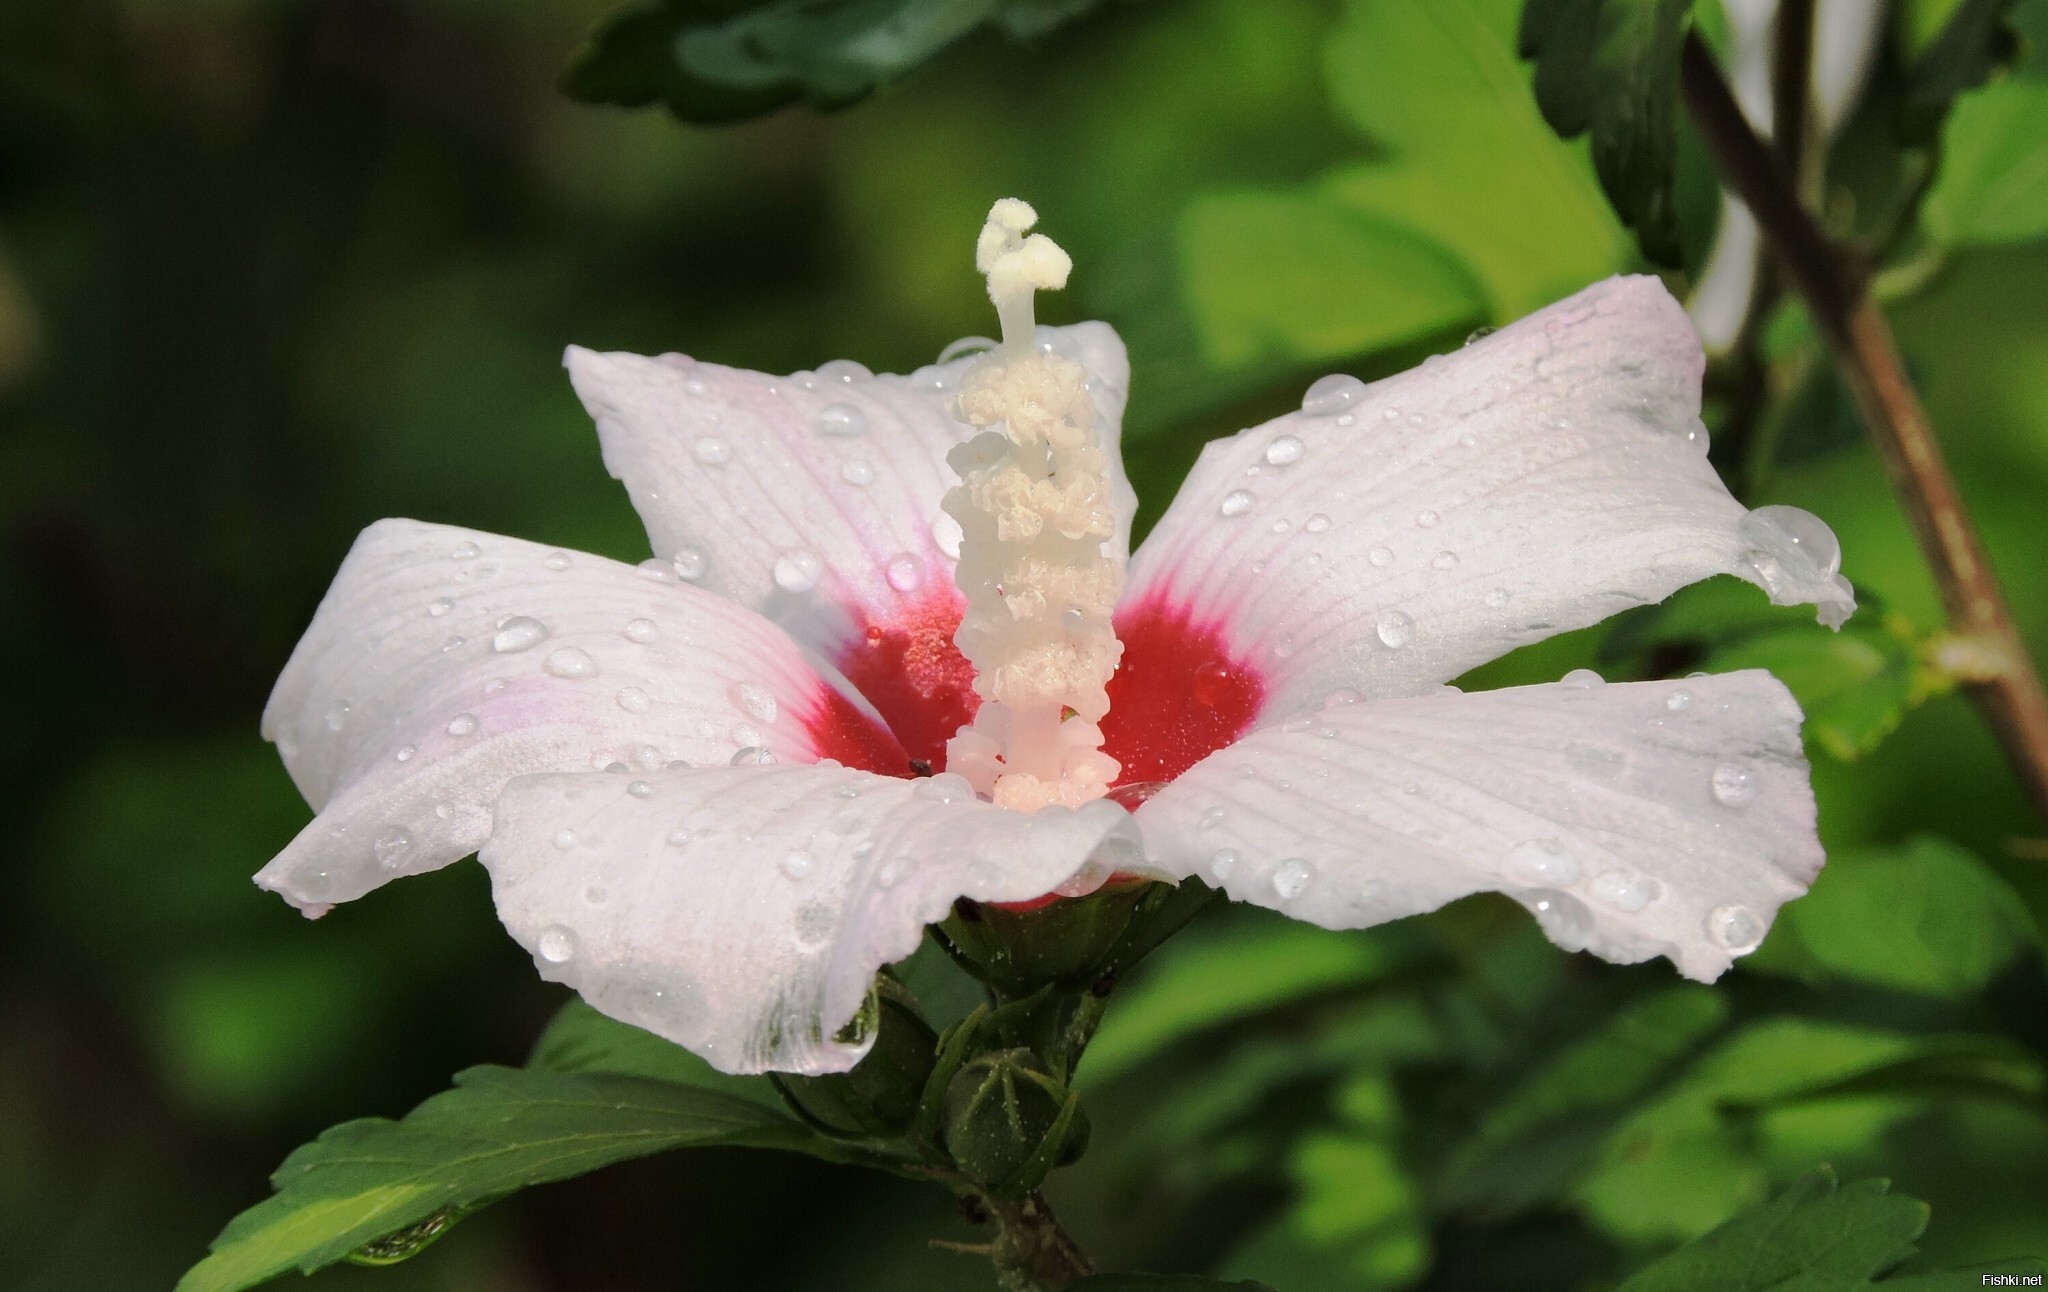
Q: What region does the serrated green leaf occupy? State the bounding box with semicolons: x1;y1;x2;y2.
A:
177;1065;837;1292
562;0;1116;126
1923;76;2048;246
1615;1167;1928;1290
1706;621;1923;760
1518;0;1695;265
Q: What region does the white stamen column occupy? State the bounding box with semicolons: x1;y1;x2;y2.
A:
943;200;1125;811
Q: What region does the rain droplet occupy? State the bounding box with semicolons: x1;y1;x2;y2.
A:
938;336;997;365
323;702;350;732
1485;587;1510;608
1665;689;1693;712
1431;551;1458;571
1524;889;1593;949
885;553;923;592
666;827;692;847
817;358;872;384
772;550;822;593
637;559;676;582
451;540;481;560
1376;610;1414;648
1210;849;1238;881
1416;509;1440;528
394;745;417;763
1198;806;1226;831
624;618;659;644
692;436;730;465
730;746;776;766
816;402;866;436
373;827;413;870
683;377;708;396
427;597;453;617
492;616;549;654
1305;513;1332;534
1739;505;1841;581
633;745;664;770
441;635;467;653
915;772;974;804
841;459;875;486
616;686;651;713
730;722;762;747
537;925;578;963
553;828;579;850
1264;435;1306;466
731;682;778;724
1592;870;1660;912
1270;519;1291;534
1272;858;1314;899
1465;326;1496;345
1711;762;1757;806
1220;489;1254;518
1191;661;1233;707
628;779;652;798
446;713;478;737
780;848;815;880
1368;546;1394;567
1504;838;1582;887
544;647;597;679
1301;373;1367;417
1381;407;1401;422
1560;668;1604;689
1707;904;1764;953
542;550;572;571
1322;687;1363;708
930;512;964;559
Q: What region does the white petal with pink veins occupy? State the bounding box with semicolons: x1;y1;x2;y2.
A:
257;519;900;914
1135;670;1822;982
481;764;1144;1074
565;321;1136;656
1122;275;1854;721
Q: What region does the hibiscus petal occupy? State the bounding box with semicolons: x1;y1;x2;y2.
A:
257;519;903;914
481;764;1144;1074
1120;276;1855;720
565;326;1134;755
1134;671;1822;982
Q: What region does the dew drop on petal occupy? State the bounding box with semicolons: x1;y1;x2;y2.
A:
616;686;651;713
446;713;479;737
637;559;676;583
730;722;762;747
1504;838;1582;887
1301;373;1367;417
672;547;708;581
886;553;923;592
914;772;974;804
449;540;483;561
1485;587;1510;608
1416;509;1440;529
772;550;823;593
1264;435;1306;466
666;827;692;847
731;746;776;766
1272;858;1314;900
931;512;965;559
817;402;867;436
817;358;872;384
373;826;413;870
323;702;350;732
780;848;815;881
427;597;453;617
1220;489;1254;518
1191;661;1232;708
1368;545;1394;567
394;745;417;763
1210;849;1238;881
1322;687;1363;708
693;437;731;465
441;635;467;653
1560;668;1604;689
1665;689;1693;712
633;744;665;771
1711;762;1757;806
544;647;598;679
1524;890;1594;950
1707;904;1764;953
841;459;875;486
1739;505;1841;581
1375;610;1414;648
624;618;659;644
731;681;778;724
1305;513;1332;534
1592;870;1660;912
537;925;579;964
628;779;652;798
1431;551;1458;571
542;550;571;571
492;616;549;654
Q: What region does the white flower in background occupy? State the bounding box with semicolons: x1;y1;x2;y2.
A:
256;200;1854;1076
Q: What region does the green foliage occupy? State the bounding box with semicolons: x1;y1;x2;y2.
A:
1896;0;2024;142
1923;19;2048;247
1068;1276;1277;1290
562;0;1115;124
1708;620;1925;760
1518;0;1695;265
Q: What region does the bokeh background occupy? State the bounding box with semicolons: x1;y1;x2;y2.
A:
4;0;2046;1288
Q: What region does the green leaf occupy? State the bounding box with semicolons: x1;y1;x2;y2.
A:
1069;1275;1279;1290
1705;620;1924;760
1616;1167;1964;1291
1923;76;2048;246
1747;836;2040;999
528;995;788;1108
1897;0;2024;143
178;1064;835;1292
562;0;1115;126
1518;0;1696;265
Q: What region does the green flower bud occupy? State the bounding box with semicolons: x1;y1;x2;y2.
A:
941;876;1153;996
941;1047;1089;1194
774;976;937;1138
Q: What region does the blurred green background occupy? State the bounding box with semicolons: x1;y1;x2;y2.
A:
4;0;2046;1288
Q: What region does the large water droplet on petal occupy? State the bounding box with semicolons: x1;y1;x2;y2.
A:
427;597;453;617
886;553;923;592
672;547;709;581
616;686;651;713
1707;904;1764;952
931;512;964;559
1272;857;1315;899
1219;489;1254;518
817;358;872;384
537;925;579;964
730;746;776;766
772;550;823;593
623;618;659;644
446;713;479;737
1739;505;1841;581
492;616;549;654
544;647;597;679
780;848;815;880
542;550;572;571
1560;668;1604;689
1264;435;1306;466
1376;610;1414;648
817;402;867;436
1301;374;1367;417
1524;889;1594;949
1504;838;1582;887
841;459;875;486
1305;513;1332;534
1711;762;1757;806
693;437;731;465
1368;546;1394;567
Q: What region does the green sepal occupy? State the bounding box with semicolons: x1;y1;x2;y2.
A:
772;975;939;1138
911;1002;992;1153
941;1048;1091;1193
938;876;1161;997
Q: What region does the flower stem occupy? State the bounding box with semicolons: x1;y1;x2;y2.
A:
1679;31;2048;826
979;1190;1095;1291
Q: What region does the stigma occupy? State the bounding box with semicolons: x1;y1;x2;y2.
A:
942;201;1125;810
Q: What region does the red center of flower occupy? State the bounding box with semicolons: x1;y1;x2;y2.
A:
1100;593;1265;786
833;584;981;773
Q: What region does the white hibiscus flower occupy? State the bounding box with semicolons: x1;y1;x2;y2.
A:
255;200;1853;1077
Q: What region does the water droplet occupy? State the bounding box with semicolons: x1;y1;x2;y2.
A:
772;550;823;593
1301;373;1367;417
373;827;413;870
885;553;923;592
780;848;815;880
915;772;974;804
692;436;730;465
817;358;871;384
1739;505;1841;581
816;402;867;438
427;597;453;617
627;779;652;798
633;745;665;770
683;377;708;396
615;686;651;713
483;677;508;696
1368;545;1394;567
666;827;692;847
1711;762;1757;806
542;550;571;571
668;548;707;582
730;746;776;766
451;540;482;560
1485;587;1510;608
931;512;964;559
1376;610;1414;648
544;647;598;679
1416;509;1440;528
1337;413;1355;427
1264;435;1306;466
730;722;762;747
623;618;659;644
1407;412;1425;427
394;745;417;763
1665;689;1693;712
323;702;350;732
1191;661;1233;707
1524;889;1594;949
1321;687;1363;709
1305;513;1332;534
636;559;676;583
1381;407;1401;422
1465;326;1496;345
938;336;997;365
1591;870;1660;912
731;682;778;724
1431;551;1458;571
492;616;549;654
1560;668;1604;689
1272;858;1314;900
1198;806;1226;830
1210;849;1238;881
446;713;478;737
841;459;875;486
553;829;579;851
537;925;578;963
1270;519;1291;534
441;635;467;653
1707;904;1764;953
1504;838;1582;887
1220;489;1254;518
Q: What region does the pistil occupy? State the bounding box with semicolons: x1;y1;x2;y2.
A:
942;201;1125;810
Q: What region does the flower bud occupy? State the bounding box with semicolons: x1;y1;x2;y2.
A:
941;876;1153;996
774;976;937;1138
941;1048;1089;1194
